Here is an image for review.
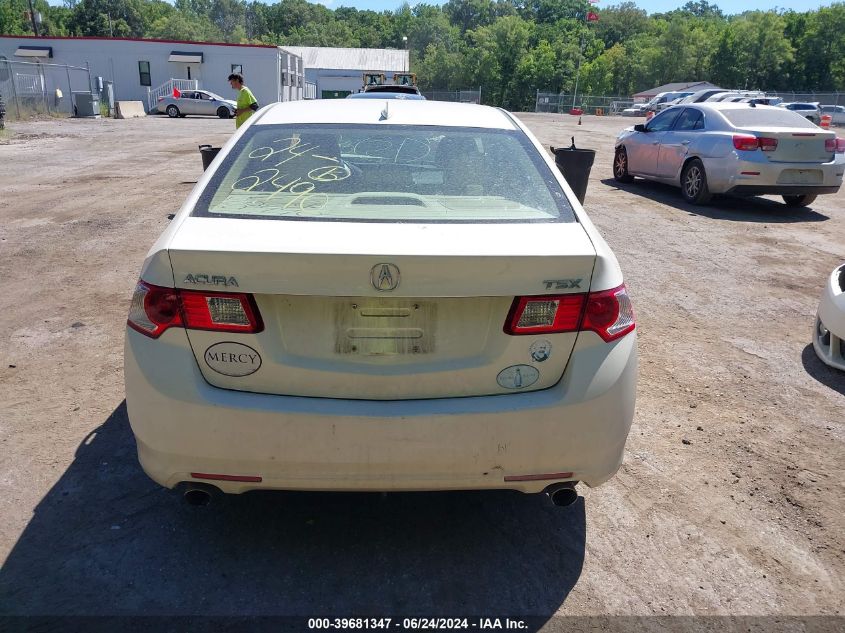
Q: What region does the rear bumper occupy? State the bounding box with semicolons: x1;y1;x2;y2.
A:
124;327;638;494
701;154;844;195
725;185;840;196
814;264;845;371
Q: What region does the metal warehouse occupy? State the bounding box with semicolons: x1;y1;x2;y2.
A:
0;35;304;112
283;46;409;99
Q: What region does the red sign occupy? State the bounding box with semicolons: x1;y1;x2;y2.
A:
587;11;599;21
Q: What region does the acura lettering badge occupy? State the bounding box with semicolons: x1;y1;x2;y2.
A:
371;263;400;291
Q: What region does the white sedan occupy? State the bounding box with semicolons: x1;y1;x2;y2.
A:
814;263;845;371
613;102;845;206
124;100;637;506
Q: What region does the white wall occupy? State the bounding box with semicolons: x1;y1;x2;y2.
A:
0;36;303;109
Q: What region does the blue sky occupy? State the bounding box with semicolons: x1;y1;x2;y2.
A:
316;0;837;13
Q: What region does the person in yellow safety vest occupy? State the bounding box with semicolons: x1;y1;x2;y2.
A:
228;73;258;129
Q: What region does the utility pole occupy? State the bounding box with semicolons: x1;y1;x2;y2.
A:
27;0;39;36
571;7;589;111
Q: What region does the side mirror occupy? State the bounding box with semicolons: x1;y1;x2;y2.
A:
634;124;647;133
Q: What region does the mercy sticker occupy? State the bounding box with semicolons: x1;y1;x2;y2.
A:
204;342;262;377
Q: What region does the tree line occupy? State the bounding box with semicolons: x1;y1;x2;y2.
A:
1;0;843;110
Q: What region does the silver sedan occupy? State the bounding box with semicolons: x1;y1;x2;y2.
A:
613;103;845;206
155;90;236;119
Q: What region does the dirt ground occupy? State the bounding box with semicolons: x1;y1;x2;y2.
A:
0;112;843;627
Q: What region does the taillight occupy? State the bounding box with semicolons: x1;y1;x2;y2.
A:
732;135;759;151
180;290;263;333
127;282;182;338
127;281;263;339
504;294;585;335
504;284;635;342
825;138;845;153
582;285;636;342
758;137;778;151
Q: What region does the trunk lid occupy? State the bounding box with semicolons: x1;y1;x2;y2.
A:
739;127;836;163
167;217;596;400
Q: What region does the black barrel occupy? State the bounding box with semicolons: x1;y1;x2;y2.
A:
199;144;222;171
550;145;596;205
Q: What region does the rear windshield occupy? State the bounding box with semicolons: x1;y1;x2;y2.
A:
721;108;818;129
193;124;575;223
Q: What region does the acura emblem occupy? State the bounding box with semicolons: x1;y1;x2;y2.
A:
371;263;400;291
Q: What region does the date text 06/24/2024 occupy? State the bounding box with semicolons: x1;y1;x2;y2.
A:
307;618;528;630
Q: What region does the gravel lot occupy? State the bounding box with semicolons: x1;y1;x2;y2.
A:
0;113;842;627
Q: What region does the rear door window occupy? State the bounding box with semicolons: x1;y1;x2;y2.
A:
674;109;704;131
193;124;575;223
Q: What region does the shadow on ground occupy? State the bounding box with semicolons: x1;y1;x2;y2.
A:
600;178;830;223
801;344;845;397
0;402;586;622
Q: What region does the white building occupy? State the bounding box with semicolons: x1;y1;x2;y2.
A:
284;46;408;99
0;35;304;110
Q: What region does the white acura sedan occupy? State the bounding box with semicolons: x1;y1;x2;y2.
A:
124;100;637;506
614;102;845;206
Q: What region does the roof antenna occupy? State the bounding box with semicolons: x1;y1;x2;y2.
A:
570;136;576;149
380;101;390;121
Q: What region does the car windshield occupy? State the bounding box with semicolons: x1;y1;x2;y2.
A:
204;92;225;101
193;124;575;223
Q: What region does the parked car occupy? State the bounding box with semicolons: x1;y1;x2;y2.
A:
347;91;426;100
820;105;845;125
646;91;693;113
621;104;648;117
780;102;821;125
741;96;783;106
156;90;236;119
613;102;845;206
679;88;727;104
704;91;766;103
124;99;638;506
654;92;694;112
813;263;845;371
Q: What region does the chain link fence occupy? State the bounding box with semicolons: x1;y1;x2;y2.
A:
0;58;92;120
537;91;845;114
768;92;844;106
535;92;633;115
421;89;482;104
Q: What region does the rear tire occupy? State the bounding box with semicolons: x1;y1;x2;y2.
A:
166;105;180;118
782;194;817;207
613;147;634;183
680;159;711;205
217;106;231;119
